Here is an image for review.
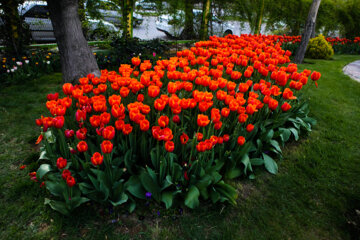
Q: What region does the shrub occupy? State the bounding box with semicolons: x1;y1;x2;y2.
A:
306;34;334;59
109;37;170;65
33;34;320;215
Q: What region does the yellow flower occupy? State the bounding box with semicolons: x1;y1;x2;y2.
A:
48;52;52;55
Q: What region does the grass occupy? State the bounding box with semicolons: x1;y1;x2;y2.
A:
0;55;360;239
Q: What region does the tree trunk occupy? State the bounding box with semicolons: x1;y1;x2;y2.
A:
293;0;321;64
254;0;265;34
0;0;28;57
180;0;196;40
122;0;134;39
311;20;316;38
47;0;100;83
200;0;211;40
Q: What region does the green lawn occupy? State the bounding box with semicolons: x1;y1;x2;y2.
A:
0;55;360;239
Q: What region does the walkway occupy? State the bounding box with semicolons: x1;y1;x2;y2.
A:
343;60;360;82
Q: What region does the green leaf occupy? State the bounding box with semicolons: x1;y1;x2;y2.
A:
161;191;174;209
45;180;66;198
214;181;238;205
250;158;264;166
39;149;49;160
264;129;274;141
270;140;282;153
37;164;54;179
263;153;278;174
125;176;146;199
279;128;291;142
140;170;161;200
210;188;220;203
44;130;56;143
69;197;90;209
185;185;200;209
303;117;317;126
225;168;242;179
249;174;256;180
289;127;299;141
241;154;252;174
88;174;100;191
110;193;128;206
44;198;70;215
128;202;136;213
124;149;133;173
78;182;95;195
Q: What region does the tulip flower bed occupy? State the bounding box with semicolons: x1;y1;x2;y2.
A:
34;34;321;215
279;35;360;55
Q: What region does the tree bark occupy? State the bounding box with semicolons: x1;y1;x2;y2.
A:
0;0;28;57
311;20;316;38
200;0;211;40
254;0;265;34
122;0;134;39
293;0;321;64
47;0;100;83
180;0;196;40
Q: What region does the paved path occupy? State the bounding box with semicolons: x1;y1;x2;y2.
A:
343;60;360;83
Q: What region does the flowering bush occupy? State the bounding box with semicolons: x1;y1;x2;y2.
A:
34;34;320;215
1;50;60;86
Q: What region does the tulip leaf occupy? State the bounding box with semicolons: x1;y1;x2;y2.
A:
36;164;54;179
125;176;146;199
270;140;282;153
263;153;278;174
289;127;299;141
250;158;264;166
161;191;174;209
140;170;161;201
185;185;200;209
44;198;70;216
45;180;66;198
110;193;128;206
69;196;90;209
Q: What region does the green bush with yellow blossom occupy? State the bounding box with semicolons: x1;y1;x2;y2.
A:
306;34;334;59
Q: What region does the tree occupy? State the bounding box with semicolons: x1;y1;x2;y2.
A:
294;0;322;64
337;0;360;39
180;0;197;39
0;0;29;57
121;0;135;39
231;0;268;34
46;0;100;83
200;0;211;40
266;0;310;35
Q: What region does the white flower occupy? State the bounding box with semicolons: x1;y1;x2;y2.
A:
16;61;22;66
25;60;29;64
47;61;50;65
7;69;10;73
10;69;14;72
